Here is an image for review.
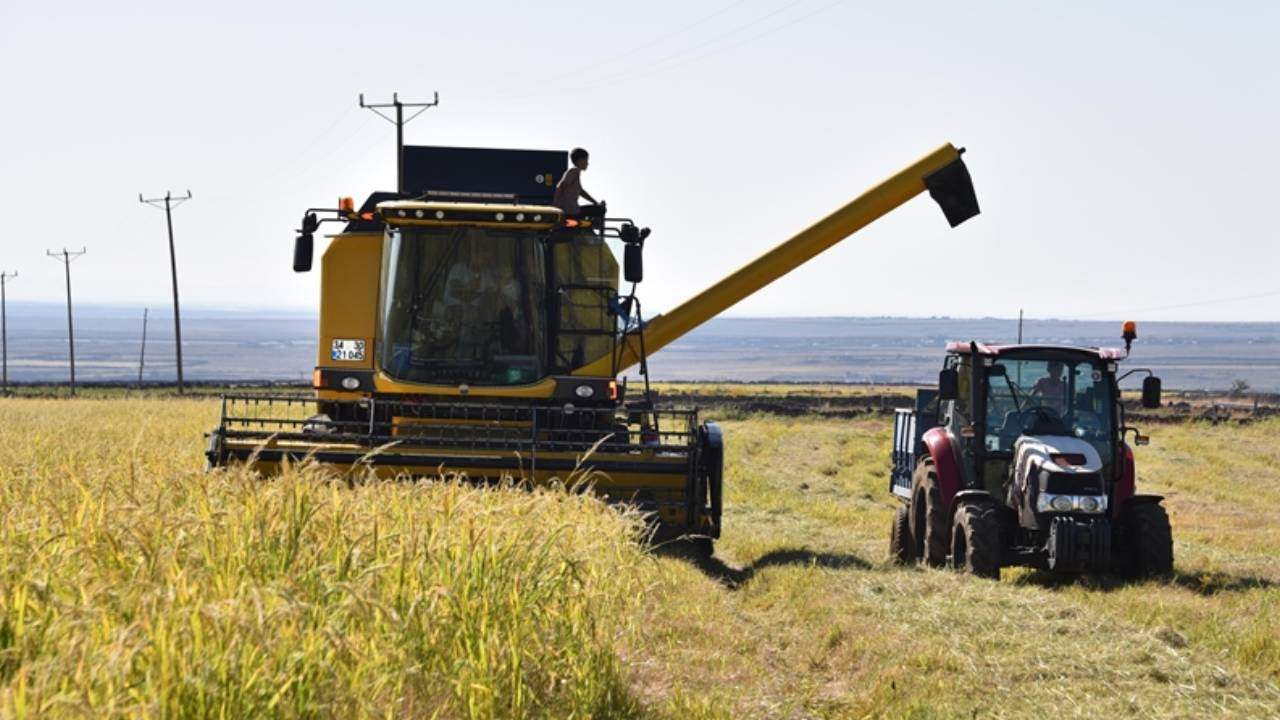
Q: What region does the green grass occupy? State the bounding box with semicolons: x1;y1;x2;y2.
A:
1;396;1278;718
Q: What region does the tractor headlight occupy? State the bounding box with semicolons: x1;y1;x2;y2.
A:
1037;493;1108;514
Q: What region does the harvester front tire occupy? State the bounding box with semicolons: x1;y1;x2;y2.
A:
890;505;914;565
1124;503;1174;578
910;462;947;567
950;503;1001;580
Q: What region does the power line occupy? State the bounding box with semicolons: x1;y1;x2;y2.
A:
562;0;815;92
46;248;86;396
140;189;192;394
1067;287;1280;320
359;92;440;192
563;0;753;75
1;270;15;395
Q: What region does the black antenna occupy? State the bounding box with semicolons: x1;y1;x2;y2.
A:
140;189;192;394
138;307;149;389
46;248;86;396
359;92;440;192
0;270;15;395
1018;308;1023;344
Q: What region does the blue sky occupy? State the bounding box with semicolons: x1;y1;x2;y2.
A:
1;1;1276;322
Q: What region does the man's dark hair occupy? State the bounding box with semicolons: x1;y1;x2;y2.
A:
570;147;589;162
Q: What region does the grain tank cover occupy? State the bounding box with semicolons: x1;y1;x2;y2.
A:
402;146;568;205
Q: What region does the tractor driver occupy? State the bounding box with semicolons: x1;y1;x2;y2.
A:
1031;361;1067;411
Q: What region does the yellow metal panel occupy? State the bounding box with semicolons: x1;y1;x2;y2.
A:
318;231;381;370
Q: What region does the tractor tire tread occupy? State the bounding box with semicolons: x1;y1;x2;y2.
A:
913;463;948;568
953;502;1001;580
890;505;914;565
1127;502;1174;578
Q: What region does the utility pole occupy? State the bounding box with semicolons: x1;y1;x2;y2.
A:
138;307;148;388
359;92;440;192
1;270;15;395
46;248;86;396
140;190;192;393
1018;308;1024;343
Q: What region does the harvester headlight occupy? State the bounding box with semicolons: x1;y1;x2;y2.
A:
415;209;425;218
1050;495;1074;513
495;212;505;221
340;376;361;391
516;212;525;221
1078;496;1100;513
435;210;445;219
533;214;542;222
575;384;595;399
397;209;407;217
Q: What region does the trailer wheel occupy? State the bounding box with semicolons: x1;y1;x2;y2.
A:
890;505;914;565
910;461;947;567
950;503;1000;580
1123;503;1173;578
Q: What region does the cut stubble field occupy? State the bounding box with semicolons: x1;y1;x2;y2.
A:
1;394;1278;718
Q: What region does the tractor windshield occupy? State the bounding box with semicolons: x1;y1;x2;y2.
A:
984;356;1115;458
378;226;547;386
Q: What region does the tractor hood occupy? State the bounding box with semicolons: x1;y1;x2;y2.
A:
1011;435;1108;526
1013;436;1104;477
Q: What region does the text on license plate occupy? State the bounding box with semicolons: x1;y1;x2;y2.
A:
331;339;366;362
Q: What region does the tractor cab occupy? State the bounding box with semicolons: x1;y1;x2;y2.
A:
890;325;1173;578
936;343;1135;501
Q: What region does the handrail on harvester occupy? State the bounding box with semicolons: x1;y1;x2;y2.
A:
576;142;980;377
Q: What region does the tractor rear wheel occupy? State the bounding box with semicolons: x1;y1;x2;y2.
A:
1124;503;1174;578
890;505;914;565
910;461;948;567
950;503;1001;580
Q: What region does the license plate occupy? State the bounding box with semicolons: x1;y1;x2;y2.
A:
330;339;366;362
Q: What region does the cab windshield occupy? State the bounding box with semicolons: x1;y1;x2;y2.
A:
379;226;546;385
984;356;1114;459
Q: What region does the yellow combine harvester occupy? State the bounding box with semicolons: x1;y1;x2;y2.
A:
206;141;980;548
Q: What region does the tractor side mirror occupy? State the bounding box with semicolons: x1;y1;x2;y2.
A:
938;368;959;400
624;243;643;283
1141;376;1162;409
293;212;319;273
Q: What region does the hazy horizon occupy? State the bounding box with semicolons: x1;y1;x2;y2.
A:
4;308;1277;391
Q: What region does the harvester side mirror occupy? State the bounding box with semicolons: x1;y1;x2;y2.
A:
294;212;318;273
1141;376;1162;409
293;232;314;273
938;368;959;400
624;243;643;283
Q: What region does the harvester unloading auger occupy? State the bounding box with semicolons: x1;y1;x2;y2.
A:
206;141;980;549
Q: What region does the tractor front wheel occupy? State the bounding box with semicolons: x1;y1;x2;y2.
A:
950;503;1001;580
1123;503;1174;578
890;505;914;565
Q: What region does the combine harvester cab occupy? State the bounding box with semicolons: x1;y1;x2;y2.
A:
889;326;1173;579
208;139;980;549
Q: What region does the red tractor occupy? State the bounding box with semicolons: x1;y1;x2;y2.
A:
888;323;1172;579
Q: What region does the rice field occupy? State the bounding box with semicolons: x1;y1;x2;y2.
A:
1;393;1278;718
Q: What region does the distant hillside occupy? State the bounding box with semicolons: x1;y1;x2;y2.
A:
4;304;1278;391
